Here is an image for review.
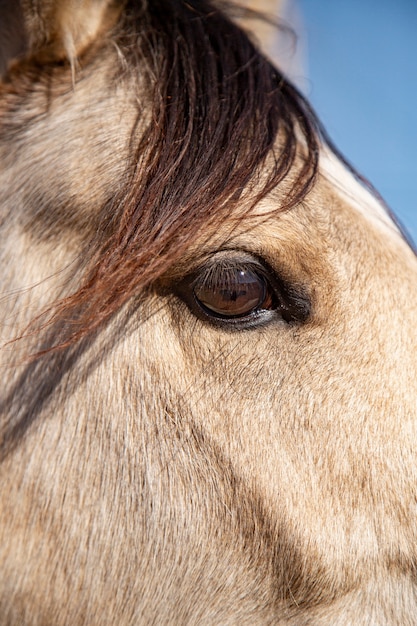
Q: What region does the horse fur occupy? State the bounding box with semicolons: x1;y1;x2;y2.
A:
0;1;417;624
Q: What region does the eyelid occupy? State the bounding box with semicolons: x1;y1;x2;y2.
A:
173;251;311;329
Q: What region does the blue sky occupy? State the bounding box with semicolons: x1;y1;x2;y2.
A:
298;0;417;242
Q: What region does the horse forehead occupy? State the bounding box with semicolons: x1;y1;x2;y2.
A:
318;149;399;235
185;156;400;270
244;150;402;260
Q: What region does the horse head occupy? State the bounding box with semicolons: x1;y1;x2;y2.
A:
0;1;416;624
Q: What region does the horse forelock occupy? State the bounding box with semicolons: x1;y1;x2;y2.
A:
3;0;321;355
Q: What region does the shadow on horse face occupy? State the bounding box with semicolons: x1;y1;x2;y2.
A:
0;1;416;624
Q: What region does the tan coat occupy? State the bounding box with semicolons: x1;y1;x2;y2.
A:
0;1;416;624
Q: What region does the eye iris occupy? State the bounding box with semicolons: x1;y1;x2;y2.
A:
194;268;267;317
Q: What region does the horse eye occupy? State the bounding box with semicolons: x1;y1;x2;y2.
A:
175;255;311;328
192;264;273;319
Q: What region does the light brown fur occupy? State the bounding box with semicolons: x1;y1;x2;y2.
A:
1;1;417;624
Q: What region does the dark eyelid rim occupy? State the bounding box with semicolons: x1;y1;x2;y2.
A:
173;250;311;329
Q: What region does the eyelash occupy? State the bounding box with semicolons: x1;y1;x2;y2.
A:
175;253;311;330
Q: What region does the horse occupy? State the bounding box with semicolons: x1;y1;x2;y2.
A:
0;1;416;624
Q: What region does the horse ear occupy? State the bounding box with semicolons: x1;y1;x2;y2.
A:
232;0;306;89
1;0;123;72
233;0;285;61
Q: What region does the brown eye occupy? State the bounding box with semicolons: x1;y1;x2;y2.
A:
193;265;273;318
175;253;311;329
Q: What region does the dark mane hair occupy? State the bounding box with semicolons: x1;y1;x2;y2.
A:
24;0;321;353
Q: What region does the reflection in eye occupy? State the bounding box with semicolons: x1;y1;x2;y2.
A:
193;265;273;318
175;253;311;328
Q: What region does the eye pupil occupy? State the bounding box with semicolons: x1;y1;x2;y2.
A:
176;254;310;327
193;267;268;318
